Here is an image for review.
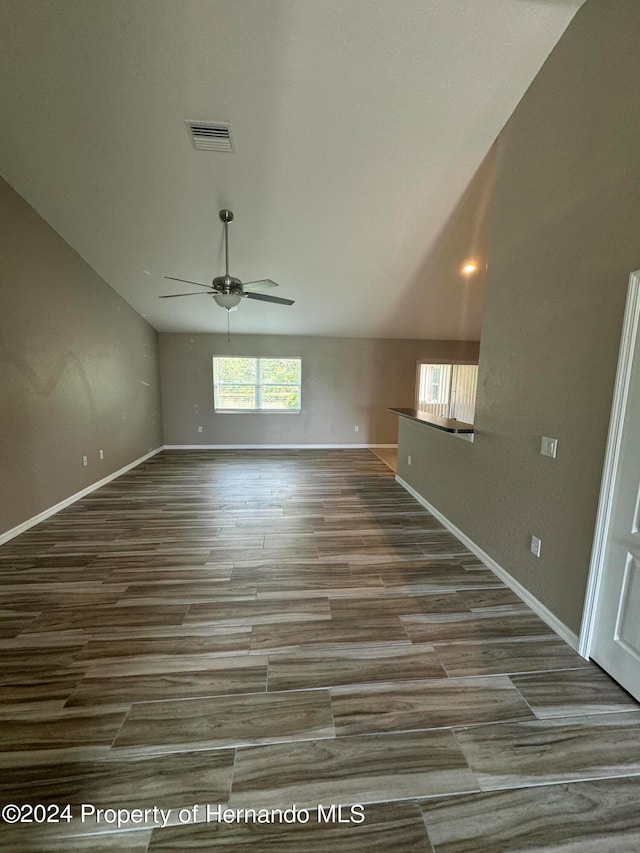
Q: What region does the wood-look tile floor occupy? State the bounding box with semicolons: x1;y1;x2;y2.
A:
1;449;639;851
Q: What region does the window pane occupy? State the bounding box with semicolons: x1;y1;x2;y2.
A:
260;358;301;384
216;385;256;409
217;357;257;384
213;356;301;412
417;363;451;417
261;385;300;410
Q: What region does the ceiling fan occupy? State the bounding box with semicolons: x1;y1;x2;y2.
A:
161;209;294;312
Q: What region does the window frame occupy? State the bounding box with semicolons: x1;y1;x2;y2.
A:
212;355;302;414
415;359;478;424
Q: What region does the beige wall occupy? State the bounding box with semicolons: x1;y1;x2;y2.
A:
159;334;479;446
0;177;162;537
397;0;640;636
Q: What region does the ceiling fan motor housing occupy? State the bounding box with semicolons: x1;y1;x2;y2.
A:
212;274;242;294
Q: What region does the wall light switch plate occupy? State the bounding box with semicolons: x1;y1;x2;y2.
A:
407;455;412;466
82;455;88;467
530;535;542;557
354;425;359;432
197;426;203;433
541;436;558;458
98;449;104;460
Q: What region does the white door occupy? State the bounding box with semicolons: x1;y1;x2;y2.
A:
587;271;640;701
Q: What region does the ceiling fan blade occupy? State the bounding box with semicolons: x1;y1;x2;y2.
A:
159;292;213;298
164;276;212;288
242;279;279;292
244;291;295;306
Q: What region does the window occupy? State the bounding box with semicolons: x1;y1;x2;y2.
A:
213;356;301;412
416;362;478;424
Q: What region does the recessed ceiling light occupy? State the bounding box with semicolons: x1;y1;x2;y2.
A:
461;260;479;276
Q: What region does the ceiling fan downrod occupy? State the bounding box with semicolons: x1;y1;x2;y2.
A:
219;209;233;288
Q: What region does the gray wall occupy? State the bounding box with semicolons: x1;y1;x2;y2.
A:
159;333;479;446
397;0;640;636
0;177;163;537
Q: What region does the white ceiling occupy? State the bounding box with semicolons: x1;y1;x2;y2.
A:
0;0;584;339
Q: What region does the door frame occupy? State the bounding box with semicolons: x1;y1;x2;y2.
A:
579;270;640;658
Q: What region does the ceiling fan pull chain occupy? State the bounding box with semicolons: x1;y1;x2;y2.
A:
227;308;231;342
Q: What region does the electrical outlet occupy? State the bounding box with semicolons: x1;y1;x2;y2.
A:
541;436;558;458
407;455;412;466
98;449;104;460
198;426;203;433
82;455;88;467
354;425;359;432
530;535;542;557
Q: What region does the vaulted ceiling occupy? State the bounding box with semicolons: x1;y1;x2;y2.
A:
0;0;585;339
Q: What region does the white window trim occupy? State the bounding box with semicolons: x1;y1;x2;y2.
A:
213;356;302;414
415;359;478;424
414;358;478;407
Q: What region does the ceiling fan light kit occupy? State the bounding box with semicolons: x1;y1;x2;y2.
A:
214;293;242;310
161;209;294;314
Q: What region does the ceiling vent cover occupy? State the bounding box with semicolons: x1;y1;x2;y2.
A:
186;121;234;152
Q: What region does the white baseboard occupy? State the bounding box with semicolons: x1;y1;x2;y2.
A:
163;444;398;450
396;475;580;651
0;448;163;546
